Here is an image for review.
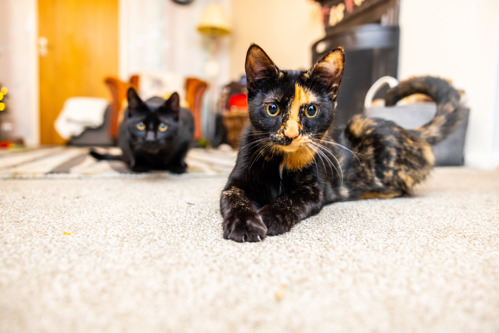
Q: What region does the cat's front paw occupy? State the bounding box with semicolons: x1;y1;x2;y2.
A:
223;211;267;242
130;165;151;173
259;205;296;236
168;163;187;174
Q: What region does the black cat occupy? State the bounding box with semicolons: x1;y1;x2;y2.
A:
91;87;194;173
220;44;464;242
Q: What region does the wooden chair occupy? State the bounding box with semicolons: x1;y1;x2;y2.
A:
104;75;139;140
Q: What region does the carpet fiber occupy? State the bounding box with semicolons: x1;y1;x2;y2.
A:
0;147;498;332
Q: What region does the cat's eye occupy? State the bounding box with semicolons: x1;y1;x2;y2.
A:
305;104;319;118
136;121;146;131
158;123;167;132
266;103;280;116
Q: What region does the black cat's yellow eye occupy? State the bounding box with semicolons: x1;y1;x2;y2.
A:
158;123;167;132
266;103;280;116
136;121;146;131
305;104;319;118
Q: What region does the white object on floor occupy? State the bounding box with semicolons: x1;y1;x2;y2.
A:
54;97;109;140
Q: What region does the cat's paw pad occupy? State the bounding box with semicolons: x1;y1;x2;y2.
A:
223;212;267;242
259;206;294;236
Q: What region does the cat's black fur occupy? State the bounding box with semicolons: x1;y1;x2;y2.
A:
91;87;194;173
220;44;465;242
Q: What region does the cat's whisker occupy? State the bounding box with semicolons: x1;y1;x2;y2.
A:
314;137;363;165
307;141;334;173
238;137;274;160
247;146;266;172
237;137;268;152
247;139;275;173
303;144;320;175
314;146;343;186
308;141;344;187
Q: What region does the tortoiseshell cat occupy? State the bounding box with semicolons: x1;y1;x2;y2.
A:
220;44;464;242
91;87;194;173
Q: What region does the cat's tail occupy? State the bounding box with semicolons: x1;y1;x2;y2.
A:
89;149;123;161
384;76;465;145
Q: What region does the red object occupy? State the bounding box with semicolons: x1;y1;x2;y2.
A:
345;0;354;13
322;7;330;24
228;93;248;111
0;141;16;148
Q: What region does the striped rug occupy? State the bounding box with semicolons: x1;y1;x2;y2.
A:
0;146;237;179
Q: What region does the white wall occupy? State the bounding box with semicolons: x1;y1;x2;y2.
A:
399;0;499;168
119;0;231;140
493;9;499;155
229;0;324;81
119;0;230;82
0;0;38;146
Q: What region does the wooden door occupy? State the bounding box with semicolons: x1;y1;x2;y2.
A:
38;0;119;144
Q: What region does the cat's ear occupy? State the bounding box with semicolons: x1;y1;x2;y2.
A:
165;92;180;120
245;44;280;90
127;87;144;115
308;47;345;100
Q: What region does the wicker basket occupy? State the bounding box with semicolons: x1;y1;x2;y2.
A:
222;110;249;148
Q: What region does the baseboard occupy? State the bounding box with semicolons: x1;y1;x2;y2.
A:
465;151;499;169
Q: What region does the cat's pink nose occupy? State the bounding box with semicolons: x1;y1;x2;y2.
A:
284;122;299;139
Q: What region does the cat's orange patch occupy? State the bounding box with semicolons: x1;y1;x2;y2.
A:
348;115;375;138
277;137;317;171
358;191;400;200
397;170;415;188
291;84;310;114
281;147;316;171
283;84;313;138
421;143;435;166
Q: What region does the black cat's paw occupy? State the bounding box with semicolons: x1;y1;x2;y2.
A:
168;163;187;174
131;165;150;173
259;205;295;236
223;211;267;242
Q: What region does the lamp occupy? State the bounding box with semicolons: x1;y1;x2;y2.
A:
197;4;231;78
197;4;231;142
197;4;231;38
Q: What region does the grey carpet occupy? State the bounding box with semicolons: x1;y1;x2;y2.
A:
0;167;498;332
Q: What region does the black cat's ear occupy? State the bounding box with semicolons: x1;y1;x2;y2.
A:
127;87;143;115
308;47;345;100
165;92;180;120
245;44;280;91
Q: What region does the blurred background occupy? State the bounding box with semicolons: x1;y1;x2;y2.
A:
0;0;498;168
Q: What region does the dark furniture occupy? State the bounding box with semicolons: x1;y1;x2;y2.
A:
312;24;399;127
311;0;400;128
